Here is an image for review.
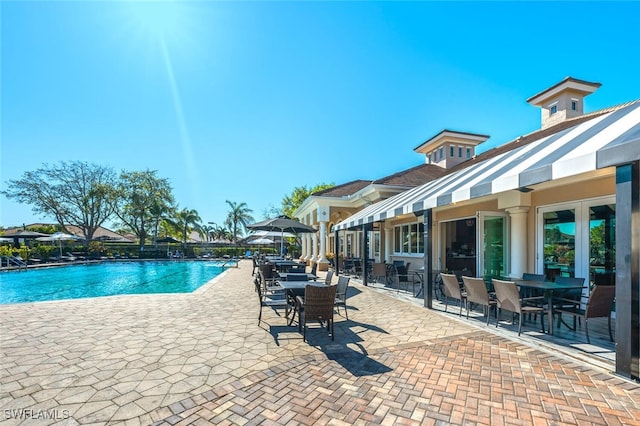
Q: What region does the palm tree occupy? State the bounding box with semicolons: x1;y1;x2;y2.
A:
167;208;202;249
150;201;174;247
200;224;215;244
225;201;254;243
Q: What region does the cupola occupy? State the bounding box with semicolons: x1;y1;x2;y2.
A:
526;76;601;129
414;130;489;169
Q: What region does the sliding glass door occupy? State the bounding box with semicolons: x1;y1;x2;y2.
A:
478;212;508;281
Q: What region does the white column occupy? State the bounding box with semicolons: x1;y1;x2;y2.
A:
384;225;393;263
300;232;306;260
312;232;318;262
303;233;312;261
318;221;328;264
506;206;529;278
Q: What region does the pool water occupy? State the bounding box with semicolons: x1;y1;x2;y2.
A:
0;261;226;304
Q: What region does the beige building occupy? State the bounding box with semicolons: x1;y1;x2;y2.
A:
303;76;640;380
293;133;488;270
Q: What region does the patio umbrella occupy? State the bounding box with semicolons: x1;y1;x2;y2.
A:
248;237;275;245
248;230;297;239
3;230;50;248
37;232;82;257
247;216;316;255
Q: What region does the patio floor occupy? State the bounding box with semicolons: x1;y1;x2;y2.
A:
1;261;638;425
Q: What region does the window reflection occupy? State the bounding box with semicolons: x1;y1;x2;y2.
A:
543;209;575;281
590;204;616;286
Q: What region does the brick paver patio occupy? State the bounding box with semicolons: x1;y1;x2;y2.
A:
1;260;638;425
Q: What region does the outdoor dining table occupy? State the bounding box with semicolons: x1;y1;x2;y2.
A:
273;260;306;272
277;272;317;281
278;280;326;325
510;278;587;335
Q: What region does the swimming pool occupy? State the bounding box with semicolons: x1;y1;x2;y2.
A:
0;261;227;304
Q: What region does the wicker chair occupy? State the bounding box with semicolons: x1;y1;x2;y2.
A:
296;284;338;342
310;263;318;278
554;284;615;343
492;279;546;335
440;273;467;316
257;269;282;300
394;263;420;294
371;262;387;285
335;276;350;319
552;277;587;326
324;270;334;285
462;276;496;325
258;263;278;285
252;256;258;276
254;277;287;325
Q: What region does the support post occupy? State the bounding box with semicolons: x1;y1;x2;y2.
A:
424;209;433;309
615;162;640;380
334;230;340;275
362;223;372;286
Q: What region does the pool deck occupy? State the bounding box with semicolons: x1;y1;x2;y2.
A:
1;260;639;425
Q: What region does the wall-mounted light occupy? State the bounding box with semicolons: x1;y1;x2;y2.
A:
518;186;534;193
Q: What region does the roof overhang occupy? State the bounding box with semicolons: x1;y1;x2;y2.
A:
334;102;640;232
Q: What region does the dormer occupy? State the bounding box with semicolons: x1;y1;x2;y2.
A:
527;76;601;129
414;130;489;169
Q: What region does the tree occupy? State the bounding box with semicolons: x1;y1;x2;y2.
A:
149;200;176;247
225;200;254;242
208;223;232;243
114;170;175;249
2;161;118;242
281;183;335;218
200;224;215;244
262;204;283;221
167;208;202;248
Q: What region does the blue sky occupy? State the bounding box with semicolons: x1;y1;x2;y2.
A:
2;1;640;231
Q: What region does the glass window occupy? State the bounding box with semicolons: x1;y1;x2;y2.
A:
410;223;419;253
538;199;615;287
402;225;410;252
373;232;380;257
572;101;577;111
466;148;471;159
543;209;575;281
393;222;425;255
450;146;454;157
589;204;616;286
439;147;444;159
458;147;462;157
346;234;353;257
550;104;558;115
